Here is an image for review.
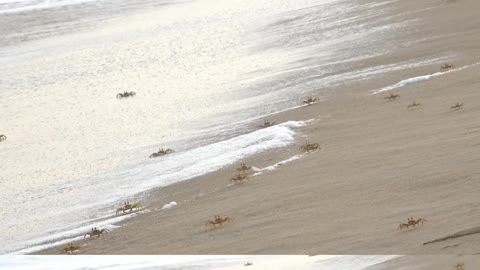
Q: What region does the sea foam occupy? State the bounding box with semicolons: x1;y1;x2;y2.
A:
0;0;100;15
252;154;304;176
161;201;178;210
5;120;309;254
0;255;398;270
9;209;149;255
372;62;480;94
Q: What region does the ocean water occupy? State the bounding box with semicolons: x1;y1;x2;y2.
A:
0;0;100;14
0;255;397;270
0;255;258;270
0;0;439;254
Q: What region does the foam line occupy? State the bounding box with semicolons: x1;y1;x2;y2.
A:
372;62;480;94
6;120;312;254
252;154;303;176
9;209;150;255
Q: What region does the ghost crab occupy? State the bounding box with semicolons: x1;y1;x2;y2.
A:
384;94;400;101
116;201;142;215
302;96;319;105
407;102;421;109
300;141;320;152
84;227;110;238
440;63;455;70
61;243;80;254
258;120;275;128
149;148;175;158
0;134;6;142
398;217;427;231
205;215;233;228
116;91;136;98
450;103;463;110
231;174;248;183
454;263;464;270
236;162;252;173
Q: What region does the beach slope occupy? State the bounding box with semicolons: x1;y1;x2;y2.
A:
38;0;480;255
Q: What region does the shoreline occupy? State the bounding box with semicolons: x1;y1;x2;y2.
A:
29;0;480;254
37;64;480;254
0;255;401;269
365;255;480;270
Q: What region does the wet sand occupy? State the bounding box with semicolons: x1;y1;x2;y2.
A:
38;0;480;254
365;256;480;270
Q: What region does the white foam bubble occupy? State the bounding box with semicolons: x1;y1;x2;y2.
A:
161;201;178;210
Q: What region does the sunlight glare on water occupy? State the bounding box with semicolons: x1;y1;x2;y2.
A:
0;0;412;254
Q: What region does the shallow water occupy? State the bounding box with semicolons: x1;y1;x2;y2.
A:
0;0;432;254
0;255;397;269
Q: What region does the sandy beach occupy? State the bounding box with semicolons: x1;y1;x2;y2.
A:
32;0;480;255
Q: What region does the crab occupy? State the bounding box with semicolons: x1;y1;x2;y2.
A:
440;63;455;70
61;243;80;254
0;134;6;142
84;227;110;238
398;217;427;230
451;102;463;110
300;141;320;152
149;148;175;158
236;162;252;173
302;96;319;105
398;222;412;230
258;120;275;128
231;174;248;183
116;91;136;98
244;262;253;266
116;201;142;215
205;215;233;228
407;102;421;109
414;217;428;226
384;94;400;100
454;263;464;270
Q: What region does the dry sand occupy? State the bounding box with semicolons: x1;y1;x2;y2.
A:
38;0;480;255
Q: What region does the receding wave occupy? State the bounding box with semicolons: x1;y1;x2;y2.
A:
0;255;397;270
4;120;310;254
9;210;150;254
371;61;480;94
